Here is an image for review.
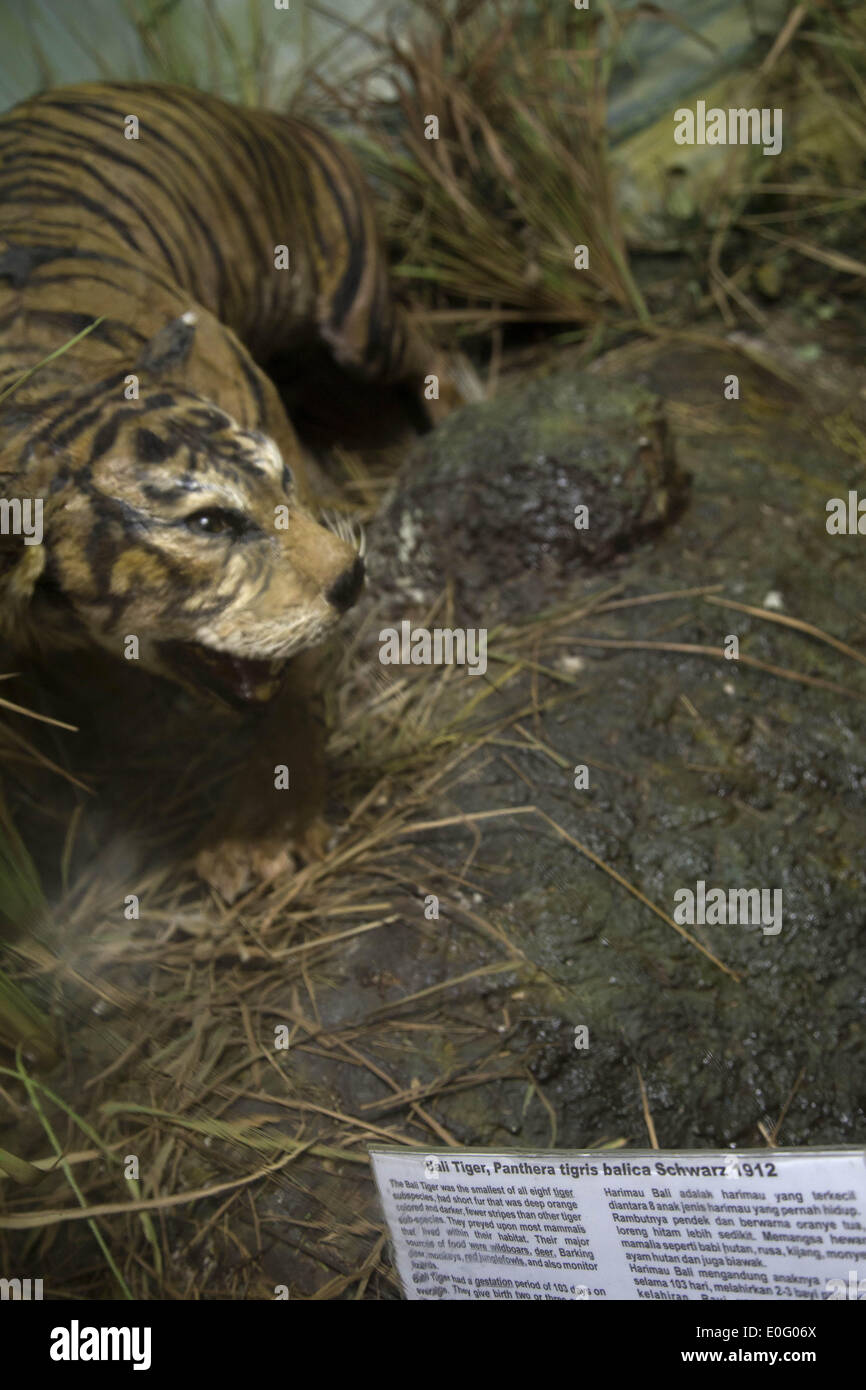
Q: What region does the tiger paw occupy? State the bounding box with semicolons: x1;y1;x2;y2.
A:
195;838;296;903
297;815;331;863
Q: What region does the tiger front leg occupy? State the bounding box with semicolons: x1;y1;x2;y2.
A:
194;651;330;902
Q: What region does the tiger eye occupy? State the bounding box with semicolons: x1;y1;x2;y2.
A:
185;508;251;538
193;512;226;533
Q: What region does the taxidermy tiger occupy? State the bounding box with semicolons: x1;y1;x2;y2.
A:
0;82;439;900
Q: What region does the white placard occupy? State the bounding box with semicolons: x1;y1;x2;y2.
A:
370;1147;866;1301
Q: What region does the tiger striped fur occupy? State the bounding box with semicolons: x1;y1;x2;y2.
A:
0;82;437;896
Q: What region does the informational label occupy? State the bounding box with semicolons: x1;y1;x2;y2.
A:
369;1147;866;1301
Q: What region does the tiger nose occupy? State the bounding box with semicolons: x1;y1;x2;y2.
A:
326;556;365;613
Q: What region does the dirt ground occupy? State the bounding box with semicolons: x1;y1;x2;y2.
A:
4;317;864;1297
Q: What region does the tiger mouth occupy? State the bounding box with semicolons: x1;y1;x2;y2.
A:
159;641;287;705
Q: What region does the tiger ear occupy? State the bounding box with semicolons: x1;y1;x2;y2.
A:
137;310;198;375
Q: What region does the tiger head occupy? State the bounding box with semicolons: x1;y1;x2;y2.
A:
2;385;363;706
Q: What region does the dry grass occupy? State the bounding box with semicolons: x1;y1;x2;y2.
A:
0;617;545;1296
296;1;866;352
703;4;866;328
3;566;864;1294
317;0;650;334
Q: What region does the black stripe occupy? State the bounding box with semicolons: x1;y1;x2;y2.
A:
2;109;208;295
0;143;189;283
291;124;365;328
53;405;104;449
0;180;143;253
46;93;234;307
85;406;141;462
27;373;130;447
9;309;141;352
152;89;273;268
18;270;135;296
228;338;266;424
